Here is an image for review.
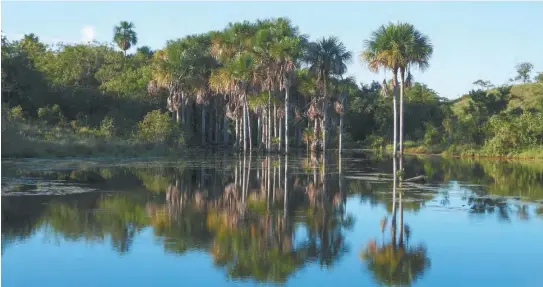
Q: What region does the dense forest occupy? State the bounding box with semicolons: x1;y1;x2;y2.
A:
2;18;543;158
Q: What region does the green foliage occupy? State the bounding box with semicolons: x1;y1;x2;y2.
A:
137;110;179;144
37;104;66;126
366;134;386;149
513;62;534;83
483;112;543;155
8;105;24;121
1;20;541;158
100;116;115;137
423;123;441;147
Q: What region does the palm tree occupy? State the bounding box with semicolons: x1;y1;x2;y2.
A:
334;77;357;154
304;37;352;153
268;18;306;154
361;23;432;156
113;21;138;56
396;23;433;156
361;24;400;156
210;22;257;151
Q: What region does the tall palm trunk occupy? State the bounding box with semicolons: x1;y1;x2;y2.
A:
279;117;283;152
284;86;290;154
176;109;180;124
215;102;220;145
257;113;261;149
322;76;328;154
223;116;229;145
399;68;405;156
235;115;239;148
181;91;186;125
274;103;278;139
392;70;399;157
246;100;252;150
267;91;272;152
201;105;206;145
243;96;248;152
339;113;343;154
262;111;267;148
339;98;344;155
312;118;319;153
208;103;214;144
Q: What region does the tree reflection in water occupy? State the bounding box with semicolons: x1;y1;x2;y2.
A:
0;154;351;283
3;153;543;284
360;156;431;286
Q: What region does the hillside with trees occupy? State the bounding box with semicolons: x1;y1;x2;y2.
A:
2;18;542;158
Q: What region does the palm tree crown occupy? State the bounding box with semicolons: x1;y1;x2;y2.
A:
114;21;138;55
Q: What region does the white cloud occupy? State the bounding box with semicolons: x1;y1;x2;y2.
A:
80;25;95;42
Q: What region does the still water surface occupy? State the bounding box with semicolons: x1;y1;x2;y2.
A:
2;151;543;286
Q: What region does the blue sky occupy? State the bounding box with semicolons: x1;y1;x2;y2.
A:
2;1;542;99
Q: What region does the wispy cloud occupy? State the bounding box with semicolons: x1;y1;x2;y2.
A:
80;25;95;43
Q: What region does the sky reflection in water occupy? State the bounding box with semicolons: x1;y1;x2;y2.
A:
2;152;542;287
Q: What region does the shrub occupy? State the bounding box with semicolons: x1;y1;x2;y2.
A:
100;116;115;137
423;123;441;147
37;104;66;126
366;134;385;149
8;105;24;121
137;110;179;144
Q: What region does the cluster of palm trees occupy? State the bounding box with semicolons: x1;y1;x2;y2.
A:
114;19;433;155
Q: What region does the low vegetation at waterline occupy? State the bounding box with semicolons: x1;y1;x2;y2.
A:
2;18;542;158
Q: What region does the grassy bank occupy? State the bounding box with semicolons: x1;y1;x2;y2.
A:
2;125;183;158
392;142;543;160
2;107;189;158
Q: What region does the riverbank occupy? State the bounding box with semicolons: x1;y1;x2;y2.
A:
395;142;543;160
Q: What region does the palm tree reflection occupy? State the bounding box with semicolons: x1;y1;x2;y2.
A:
360;156;431;286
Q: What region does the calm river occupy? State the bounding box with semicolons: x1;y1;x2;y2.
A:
2;151;542;286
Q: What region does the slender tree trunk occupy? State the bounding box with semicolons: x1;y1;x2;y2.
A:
392;71;399;157
339;110;343;155
313;118;319;152
201;105;206;145
399;68;405;156
243;97;248;152
246;100;252;151
279;117;283;153
235;115;239;148
262;111;267;148
257;114;261;149
215;104;220;145
284;87;289;154
239;111;243;149
274;103;278;139
323;76;328;154
223;116;229;145
209;102;214;144
267;91;272;152
180;91;185;125
176;109;180;124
